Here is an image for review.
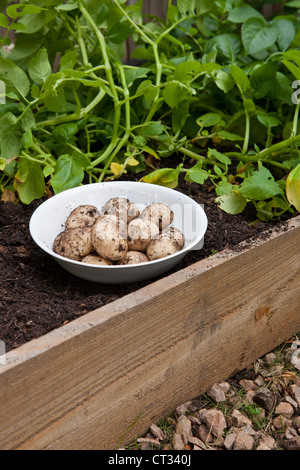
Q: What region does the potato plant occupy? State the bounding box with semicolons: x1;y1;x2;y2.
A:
0;0;300;221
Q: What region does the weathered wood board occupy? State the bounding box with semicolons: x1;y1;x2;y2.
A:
0;215;299;450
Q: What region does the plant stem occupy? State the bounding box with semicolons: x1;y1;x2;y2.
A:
243;110;250;154
225;134;300;168
79;0;123;166
178;146;206;162
144;43;162;123
38;87;105;127
76;15;90;67
97;64;131;179
291;101;300;138
113;0;153;45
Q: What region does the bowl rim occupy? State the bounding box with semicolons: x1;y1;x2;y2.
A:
29;182;208;270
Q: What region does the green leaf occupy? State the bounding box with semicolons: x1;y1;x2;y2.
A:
216;130;244;141
228;4;264;23
21;0;62;6
51;154;84;194
172;100;190;134
0;113;22;159
59;51;78;72
18;8;56;35
0;57;30;101
272;18;295;52
124;67;150;86
138;121;166;138
215;191;247;214
108;22;131;44
7;33;44;67
0;109;35;159
242;18;278;56
273;72;295;105
206;34;242;62
197;113;223;128
239;165;283;200
39;73;67;112
142;164;183;189
136;79;152;94
21;129;33;149
243;98;256;112
257;114;281;128
14;159;45;204
9;23;28;32
28;49;52;85
185;162;209;185
130;47;154;61
230;64;250;93
174;60;202;83
215;178;235;196
0;13;9;28
56;2;79;11
163;81;192;108
6;4;46;19
167;4;179;23
282;51;300;80
250;62;278;99
286;163;300;212
177;0;195;16
285;0;300;7
52;123;79;143
212;70;235;93
208;148;231;166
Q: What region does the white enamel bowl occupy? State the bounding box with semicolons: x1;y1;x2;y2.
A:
29;182;207;284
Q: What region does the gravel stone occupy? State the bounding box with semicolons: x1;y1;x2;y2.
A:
128;335;300;451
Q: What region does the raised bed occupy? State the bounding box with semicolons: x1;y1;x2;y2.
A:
0;213;299;450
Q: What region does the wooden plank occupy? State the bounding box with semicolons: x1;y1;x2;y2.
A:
0;216;299;449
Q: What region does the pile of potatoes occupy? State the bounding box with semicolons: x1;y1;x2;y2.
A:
53;197;185;266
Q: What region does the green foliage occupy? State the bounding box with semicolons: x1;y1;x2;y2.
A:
0;0;299;221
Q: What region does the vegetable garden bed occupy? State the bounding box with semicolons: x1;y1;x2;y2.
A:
0;0;300;450
0;189;299;449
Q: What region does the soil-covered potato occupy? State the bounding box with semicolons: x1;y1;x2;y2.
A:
146;234;180;261
101;197;140;224
161;227;185;250
53;227;93;261
91;214;128;262
140;203;174;231
65;205;100;230
81;254;113;265
117;251;149;265
127;218;159;252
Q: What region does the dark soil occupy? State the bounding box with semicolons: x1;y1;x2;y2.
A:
0;176;293;353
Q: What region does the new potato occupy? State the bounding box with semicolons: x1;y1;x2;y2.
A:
91;214;128;262
127;218;159;252
81;254;113;265
53;227;93;261
52;198;185;266
101;197;140;224
65;205;100;229
118;251;149;265
147;235;180;261
140;203;174;231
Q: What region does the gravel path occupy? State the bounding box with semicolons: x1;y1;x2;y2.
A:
125;334;300;451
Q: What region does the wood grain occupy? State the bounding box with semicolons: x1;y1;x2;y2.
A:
0;216;299;449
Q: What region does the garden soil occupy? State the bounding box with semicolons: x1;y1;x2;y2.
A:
0;176;293;352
